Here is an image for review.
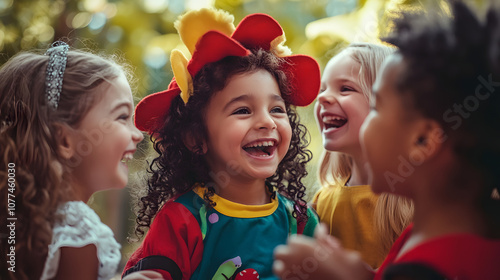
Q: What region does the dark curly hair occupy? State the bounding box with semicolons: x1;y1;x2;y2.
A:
133;49;312;238
383;1;500;203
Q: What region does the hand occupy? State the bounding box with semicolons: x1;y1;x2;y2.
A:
273;224;374;280
122;271;165;280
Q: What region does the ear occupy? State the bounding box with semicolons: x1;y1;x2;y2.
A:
408;119;448;164
54;123;77;160
183;131;207;155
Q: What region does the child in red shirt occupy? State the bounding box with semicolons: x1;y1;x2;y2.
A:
274;1;500;279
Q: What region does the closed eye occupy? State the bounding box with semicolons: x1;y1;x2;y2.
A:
117;114;130;121
232;107;251;115
270;106;286;114
340;85;356;92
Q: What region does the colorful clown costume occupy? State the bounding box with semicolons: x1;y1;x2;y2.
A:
123;186;319;280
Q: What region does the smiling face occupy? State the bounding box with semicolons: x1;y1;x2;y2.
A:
69;74;144;199
203;69;292;185
360;54;419;195
315;50;370;156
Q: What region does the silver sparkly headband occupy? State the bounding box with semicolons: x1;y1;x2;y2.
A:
45;41;69;110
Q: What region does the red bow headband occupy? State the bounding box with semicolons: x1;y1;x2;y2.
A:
135;9;321;134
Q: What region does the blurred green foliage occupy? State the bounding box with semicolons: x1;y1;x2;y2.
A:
0;0;489;91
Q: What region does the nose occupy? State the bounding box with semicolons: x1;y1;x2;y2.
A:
256;110;277;130
317;89;338;106
131;125;144;144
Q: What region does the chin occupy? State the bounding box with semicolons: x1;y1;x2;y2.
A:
369;179;387;195
110;175;128;190
248;169;277;180
118;178;129;189
369;185;383;194
323;140;347;153
256;173;276;180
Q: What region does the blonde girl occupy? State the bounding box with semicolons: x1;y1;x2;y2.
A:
313;43;413;268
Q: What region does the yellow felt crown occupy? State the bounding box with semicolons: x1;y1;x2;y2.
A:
134;8;321;134
171;8;236;103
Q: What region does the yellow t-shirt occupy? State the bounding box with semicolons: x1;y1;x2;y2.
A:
312;183;385;268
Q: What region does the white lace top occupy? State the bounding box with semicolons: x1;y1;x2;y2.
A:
40;201;121;280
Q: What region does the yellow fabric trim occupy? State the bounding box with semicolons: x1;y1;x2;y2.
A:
193;187;279;218
270;35;292;57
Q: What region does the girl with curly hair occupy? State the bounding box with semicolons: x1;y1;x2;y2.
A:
0;42;144;280
123;8;321;280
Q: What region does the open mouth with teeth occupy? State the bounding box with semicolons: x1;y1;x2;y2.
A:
323;115;347;130
121;152;134;164
242;140;276;157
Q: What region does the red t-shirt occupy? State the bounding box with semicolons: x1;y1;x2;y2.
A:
375;223;500;280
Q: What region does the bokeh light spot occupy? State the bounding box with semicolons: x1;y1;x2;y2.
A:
89;12;107;30
72;12;92;29
143;46;167;69
142;0;169;13
107;25;123;43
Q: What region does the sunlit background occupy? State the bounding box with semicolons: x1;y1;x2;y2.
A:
1;0;488;275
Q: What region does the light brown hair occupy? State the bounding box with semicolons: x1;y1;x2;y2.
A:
0;49;127;279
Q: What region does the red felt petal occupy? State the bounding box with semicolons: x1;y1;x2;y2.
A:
282;55;321;107
232;14;283;50
187;31;250;76
134;79;181;133
134;13;322;136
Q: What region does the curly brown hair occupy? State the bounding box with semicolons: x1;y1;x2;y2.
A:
0;49;126;279
133;49;313;238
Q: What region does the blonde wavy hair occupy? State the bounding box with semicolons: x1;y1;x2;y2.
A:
318;43;414;256
0;48;127;279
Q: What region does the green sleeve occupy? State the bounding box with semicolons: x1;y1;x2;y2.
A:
302;207;320;237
